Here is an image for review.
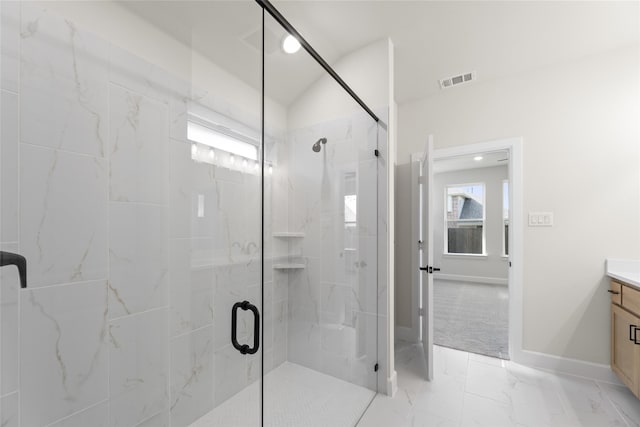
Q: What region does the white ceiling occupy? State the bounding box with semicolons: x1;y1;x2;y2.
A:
120;1;639;107
433;150;508;174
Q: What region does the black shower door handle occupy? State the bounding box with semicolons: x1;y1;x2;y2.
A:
231;301;260;355
0;251;27;288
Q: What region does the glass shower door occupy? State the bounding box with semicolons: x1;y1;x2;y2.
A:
261;8;380;426
1;1;266;426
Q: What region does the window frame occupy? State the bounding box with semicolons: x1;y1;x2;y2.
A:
444;182;486;256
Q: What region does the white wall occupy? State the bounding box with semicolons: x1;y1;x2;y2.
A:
433;166;509;283
396;44;640;366
288;39;393;129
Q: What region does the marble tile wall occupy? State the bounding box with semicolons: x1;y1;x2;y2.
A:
285;112;384;392
1;2;22;426
0;3;283;426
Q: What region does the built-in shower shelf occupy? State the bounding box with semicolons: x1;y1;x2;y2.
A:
273;263;306;270
272;232;305;238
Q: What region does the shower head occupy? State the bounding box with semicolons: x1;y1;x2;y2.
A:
312;137;327;152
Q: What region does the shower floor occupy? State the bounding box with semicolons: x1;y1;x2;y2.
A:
190;362;376;427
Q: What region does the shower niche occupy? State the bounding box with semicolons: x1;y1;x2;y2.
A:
272;233;306;270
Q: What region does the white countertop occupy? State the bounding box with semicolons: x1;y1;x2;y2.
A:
606;259;640;289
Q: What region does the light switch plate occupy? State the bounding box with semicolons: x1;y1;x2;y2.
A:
529;212;553;227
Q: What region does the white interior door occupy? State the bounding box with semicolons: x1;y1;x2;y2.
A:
420;136;434;380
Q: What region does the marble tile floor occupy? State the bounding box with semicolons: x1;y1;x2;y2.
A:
357;341;640;427
190;362;376;427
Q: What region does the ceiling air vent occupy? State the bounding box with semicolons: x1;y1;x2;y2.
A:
439;71;476;89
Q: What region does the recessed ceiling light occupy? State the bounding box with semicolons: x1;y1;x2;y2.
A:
282;34;301;54
474;156;483;161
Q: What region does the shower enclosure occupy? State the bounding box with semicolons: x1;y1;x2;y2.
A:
0;0;388;426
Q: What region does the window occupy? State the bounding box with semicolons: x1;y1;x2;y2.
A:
344;172;357;228
344;173;357;273
503;180;509;256
445;183;485;255
186;112;263;173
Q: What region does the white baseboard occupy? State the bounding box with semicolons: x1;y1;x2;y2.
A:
395;326;418;343
386;370;398;397
434;273;508;286
511;348;622;385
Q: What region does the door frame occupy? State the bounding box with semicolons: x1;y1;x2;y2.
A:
410;137;524;362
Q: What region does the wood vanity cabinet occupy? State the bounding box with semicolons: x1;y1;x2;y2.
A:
610;279;640;399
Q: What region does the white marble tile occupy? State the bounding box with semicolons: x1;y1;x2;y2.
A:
319;221;351;286
169;139;219;240
598;381;640;427
195;361;373;427
109;84;169;204
109;202;168;319
408;410;459;427
109;308;169;427
356;235;378;315
408;344;468;422
213;177;261;263
169;238;214;337
169;138;195;239
350;311;379;391
212;262;257;351
0;392;19;427
354;392;413;427
20;5;108;157
394;342;430;395
170;138;261;259
1;90;19;243
551;373;629;427
212;344;248;408
287;308;322;373
361;343;636;427
191;378;260;427
465;359;528;405
503;363;569;426
460;392;516;427
288;257;321;316
469;351;508;367
108;44;188;108
376;315;389;392
48;401;108;427
1;1;20;93
272;299;288;367
170;326;214;427
20;280;108;427
320;282;354;327
136;410;170;427
357;159;378;238
0;242;19;395
416;375;464;422
20;144;108;287
433;345;469;381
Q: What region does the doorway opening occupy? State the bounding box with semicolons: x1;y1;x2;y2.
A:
410;137;523;380
431;151;510;359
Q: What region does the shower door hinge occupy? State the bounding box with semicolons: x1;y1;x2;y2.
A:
374;363;379;372
374;149;380;157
